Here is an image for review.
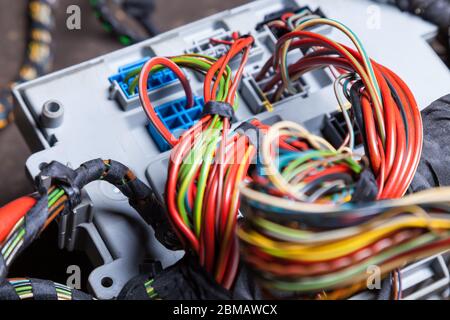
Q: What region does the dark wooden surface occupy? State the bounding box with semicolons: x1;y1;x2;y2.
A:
0;0;248;203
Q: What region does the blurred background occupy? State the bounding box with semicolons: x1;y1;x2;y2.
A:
0;0;249;203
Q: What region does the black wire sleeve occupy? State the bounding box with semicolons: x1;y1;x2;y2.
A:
0;159;179;282
0;278;93;300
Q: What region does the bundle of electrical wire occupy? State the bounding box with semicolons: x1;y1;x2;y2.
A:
239;121;450;299
255;17;423;200
0;159;155;280
0;278;93;300
0;0;55;129
134;34;256;289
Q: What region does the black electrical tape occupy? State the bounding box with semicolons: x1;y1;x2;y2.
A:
23;196;49;248
0;278;93;300
36;161;81;209
231;263;263;300
351;169;379;203
126;179;152;200
30;278;93;300
118;274;154;300
30;278;58;300
37;159;130;209
119;260;162;300
150;254;262;300
103;160;129;185
0;196;48;281
71;287;94;300
151;254;232;300
73;159;106;188
201;101;236;120
139;259;163;275
37;159;181;250
37;159;181;251
0;280;20;300
130;193;182;251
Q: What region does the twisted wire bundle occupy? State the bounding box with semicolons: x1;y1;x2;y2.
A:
239;122;450;299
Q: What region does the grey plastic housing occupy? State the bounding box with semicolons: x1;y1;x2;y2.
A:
12;0;450;299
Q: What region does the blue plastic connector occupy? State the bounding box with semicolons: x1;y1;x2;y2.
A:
109;57;178;99
148;96;205;151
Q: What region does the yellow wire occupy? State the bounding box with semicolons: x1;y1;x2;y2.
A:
239;216;450;262
278;18;386;144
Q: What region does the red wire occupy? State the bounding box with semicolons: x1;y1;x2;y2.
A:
139;57;194;147
0;196;36;244
258;30;421;199
165;35;256;288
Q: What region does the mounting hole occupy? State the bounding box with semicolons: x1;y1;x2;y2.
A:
101;277;114;288
46;101;61;113
41;100;64;128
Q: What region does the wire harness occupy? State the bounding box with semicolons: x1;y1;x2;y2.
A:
133;34;257;289
0;159;164;281
0;278;93;300
239;121;450;299
256;17;423;199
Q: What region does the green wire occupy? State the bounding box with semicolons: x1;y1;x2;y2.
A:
176;129;218;228
15;286;33;294
3;228;25;258
126;55;232;99
252;216;313;241
48;188;62;202
329;18;381;99
193;135;220;236
48;189;65;207
281;150;361;182
263;232;441;292
123;54;241;238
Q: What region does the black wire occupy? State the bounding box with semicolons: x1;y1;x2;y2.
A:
384;75;410;147
349;81;371;157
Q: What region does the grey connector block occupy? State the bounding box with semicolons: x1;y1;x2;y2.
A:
351;252;450;300
187;29;265;66
186;28;267;83
240;73;311;114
